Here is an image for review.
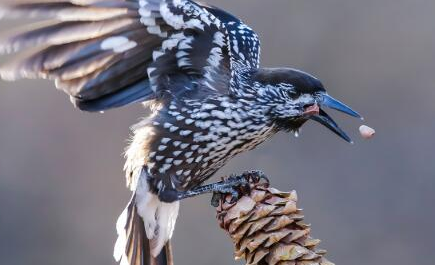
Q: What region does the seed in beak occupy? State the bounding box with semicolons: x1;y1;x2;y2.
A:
359;125;375;139
303;104;320;116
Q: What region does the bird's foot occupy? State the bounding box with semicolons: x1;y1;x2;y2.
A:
238;170;270;185
210;170;270;207
210;175;250;207
157;170;269;206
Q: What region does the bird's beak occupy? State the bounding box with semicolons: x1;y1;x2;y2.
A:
318;94;362;119
309;93;362;143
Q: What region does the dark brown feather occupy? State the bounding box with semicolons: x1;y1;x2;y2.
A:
0;23;148;80
1;0;141;9
1;2;134;21
48;51;117;80
56;47;155;99
0;18;138;53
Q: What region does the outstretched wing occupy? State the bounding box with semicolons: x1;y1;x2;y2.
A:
200;3;261;69
0;0;261;111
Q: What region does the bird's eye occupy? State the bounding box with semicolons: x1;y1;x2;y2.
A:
286;90;299;99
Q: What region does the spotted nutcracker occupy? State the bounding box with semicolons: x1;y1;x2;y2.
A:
0;1;362;265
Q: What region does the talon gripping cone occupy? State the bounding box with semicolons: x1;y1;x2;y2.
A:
216;178;334;265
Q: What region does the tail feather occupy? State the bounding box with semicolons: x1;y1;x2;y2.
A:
153;242;173;265
115;194;174;265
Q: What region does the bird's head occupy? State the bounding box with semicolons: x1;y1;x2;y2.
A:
252;68;362;143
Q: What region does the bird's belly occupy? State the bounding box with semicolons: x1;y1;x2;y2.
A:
125;99;276;192
151;122;272;190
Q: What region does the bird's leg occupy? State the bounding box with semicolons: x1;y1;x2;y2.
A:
158;176;250;204
157;170;269;207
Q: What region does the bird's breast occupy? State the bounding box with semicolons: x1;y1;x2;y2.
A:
126;97;276;191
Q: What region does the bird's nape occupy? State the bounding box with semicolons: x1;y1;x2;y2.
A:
309;93;362;143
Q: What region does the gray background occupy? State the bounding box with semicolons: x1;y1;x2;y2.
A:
1;0;434;265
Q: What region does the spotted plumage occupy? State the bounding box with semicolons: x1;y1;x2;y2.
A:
0;1;362;265
134;94;276;194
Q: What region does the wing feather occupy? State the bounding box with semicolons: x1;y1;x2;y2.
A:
0;18;139;54
0;0;262;112
0;2;133;21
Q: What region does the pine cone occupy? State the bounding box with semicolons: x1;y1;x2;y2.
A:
216;176;334;265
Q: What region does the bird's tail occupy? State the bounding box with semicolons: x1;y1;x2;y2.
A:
114;194;174;265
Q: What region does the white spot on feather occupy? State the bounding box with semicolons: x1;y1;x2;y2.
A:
160;3;185;30
180;130;192;136
158;145;167;151
101;36;137;53
159;164;171;173
195;155;203;163
161;138;171;144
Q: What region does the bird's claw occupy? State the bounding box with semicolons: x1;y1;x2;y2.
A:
211;187;240;207
210;175;249;206
211;192;222;207
211;170;270;207
228;189;240;204
224;175;249;203
240;170;270;185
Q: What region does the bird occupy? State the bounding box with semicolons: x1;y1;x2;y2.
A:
0;1;362;265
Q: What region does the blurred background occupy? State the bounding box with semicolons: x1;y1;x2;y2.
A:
1;0;434;265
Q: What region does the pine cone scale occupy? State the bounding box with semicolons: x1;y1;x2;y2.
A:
216;178;335;265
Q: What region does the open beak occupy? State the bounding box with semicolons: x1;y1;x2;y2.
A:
318;94;362;119
308;93;362;143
